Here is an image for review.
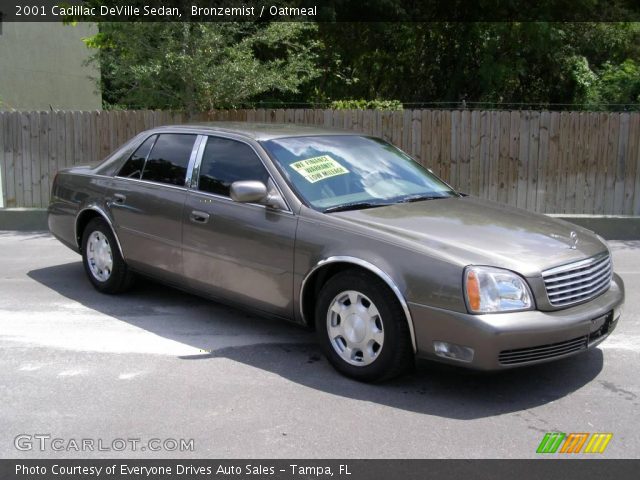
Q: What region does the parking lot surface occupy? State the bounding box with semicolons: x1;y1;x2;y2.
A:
1;232;639;458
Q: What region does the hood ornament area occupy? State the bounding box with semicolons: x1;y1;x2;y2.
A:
569;231;579;249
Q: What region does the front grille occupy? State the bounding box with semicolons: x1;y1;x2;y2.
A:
498;336;588;365
542;253;612;307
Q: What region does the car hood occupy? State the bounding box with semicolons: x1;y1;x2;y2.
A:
331;196;608;276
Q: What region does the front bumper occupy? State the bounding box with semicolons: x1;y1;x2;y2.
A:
410;273;625;370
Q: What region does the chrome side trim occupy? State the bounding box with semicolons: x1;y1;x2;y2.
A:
75;205;125;260
187;188;295;216
185;135;206;188
189;134;208;189
300;256;417;353
109;176;189;192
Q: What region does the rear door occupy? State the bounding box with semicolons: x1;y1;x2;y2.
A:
107;133;200;281
181;135;297;318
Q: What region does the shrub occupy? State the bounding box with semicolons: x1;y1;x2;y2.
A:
329;99;403;110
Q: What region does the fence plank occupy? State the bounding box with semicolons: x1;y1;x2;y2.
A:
478;111;490;199
64;111;74;169
14;112;24;208
46;112;56;201
450;110;460;189
344;109;353;131
295;109;305;125
604;113;620;214
430;110;442;177
411;109;421;162
574;113;588;214
544;112;560;213
565;112;579;214
418;110;429;168
537;111;549;212
372;110;380;138
624;114;639;215
584;113;599;214
488;111;500;202
614;113;629;214
0;113;9;207
517;111;530;209
36;111;47;207
593;113;609;214
392;111;403;148
56;111;66;180
469;110;481;196
0;113;12;207
402;109;411;153
516;111;530;208
27;112;40;208
441;110;452;184
634;114;640;215
9;112;19;208
526;111;540;211
498;111;510;204
74;111;83;168
556;112;570;214
507;111;520;208
460;110;470;195
19;113;30;206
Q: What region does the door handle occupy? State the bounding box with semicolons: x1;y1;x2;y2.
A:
190;210;210;224
113;193;126;204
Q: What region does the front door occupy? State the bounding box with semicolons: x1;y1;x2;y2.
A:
181;135;297;318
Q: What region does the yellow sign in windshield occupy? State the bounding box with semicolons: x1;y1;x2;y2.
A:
290;155;349;183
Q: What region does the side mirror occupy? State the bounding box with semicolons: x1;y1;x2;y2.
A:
230;180;289;210
230;181;268;203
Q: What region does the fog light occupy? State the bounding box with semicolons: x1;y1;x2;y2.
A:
433;341;475;363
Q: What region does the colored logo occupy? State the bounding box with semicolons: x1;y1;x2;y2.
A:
537;432;612;454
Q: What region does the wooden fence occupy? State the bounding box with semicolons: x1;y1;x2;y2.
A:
1;108;639;215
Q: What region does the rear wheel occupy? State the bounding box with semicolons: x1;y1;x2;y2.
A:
81;218;134;294
315;270;413;382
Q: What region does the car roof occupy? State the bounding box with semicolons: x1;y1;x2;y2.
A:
153;122;360;141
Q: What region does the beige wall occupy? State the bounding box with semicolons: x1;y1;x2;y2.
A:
0;22;101;110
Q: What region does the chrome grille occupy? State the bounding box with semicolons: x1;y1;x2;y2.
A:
542;253;612;307
499;336;588;365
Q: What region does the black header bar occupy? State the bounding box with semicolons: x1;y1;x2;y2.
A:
1;0;640;22
1;459;639;480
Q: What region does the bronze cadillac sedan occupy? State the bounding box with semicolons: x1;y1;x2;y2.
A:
48;123;625;381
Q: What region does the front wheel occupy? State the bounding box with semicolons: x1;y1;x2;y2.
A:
315;270;413;382
81;218;134;294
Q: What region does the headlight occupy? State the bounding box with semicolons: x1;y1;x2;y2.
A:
464;266;533;313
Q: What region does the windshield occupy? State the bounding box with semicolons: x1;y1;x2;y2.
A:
261;135;458;212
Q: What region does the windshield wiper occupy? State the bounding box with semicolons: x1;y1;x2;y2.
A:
397;194;450;203
323;201;392;213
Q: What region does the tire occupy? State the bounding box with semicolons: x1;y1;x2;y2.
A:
315;269;413;382
81;217;134;294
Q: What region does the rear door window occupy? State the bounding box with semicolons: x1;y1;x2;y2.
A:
117;135;156;179
141;134;197;186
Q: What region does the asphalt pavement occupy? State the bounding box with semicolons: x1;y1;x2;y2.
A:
1;232;638;458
